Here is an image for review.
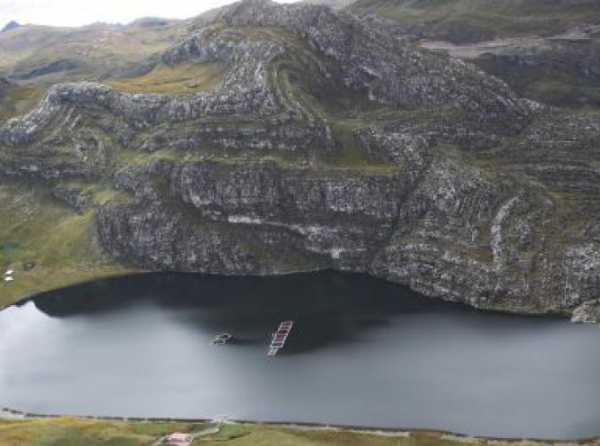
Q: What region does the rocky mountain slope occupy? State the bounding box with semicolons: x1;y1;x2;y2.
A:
348;0;600;43
2;0;600;319
348;0;600;108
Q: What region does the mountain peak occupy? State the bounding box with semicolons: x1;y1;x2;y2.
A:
1;21;21;33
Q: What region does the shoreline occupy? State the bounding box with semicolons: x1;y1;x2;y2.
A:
0;269;573;322
2;407;600;443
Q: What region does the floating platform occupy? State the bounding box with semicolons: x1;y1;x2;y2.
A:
267;321;294;356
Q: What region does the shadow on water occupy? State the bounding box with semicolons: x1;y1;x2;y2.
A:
30;271;456;353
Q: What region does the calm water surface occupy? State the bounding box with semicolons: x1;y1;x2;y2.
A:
2;272;600;439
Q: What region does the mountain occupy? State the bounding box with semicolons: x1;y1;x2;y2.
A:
1;21;20;33
346;0;600;108
1;0;600;322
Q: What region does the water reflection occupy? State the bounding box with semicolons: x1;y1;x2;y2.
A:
32;272;440;353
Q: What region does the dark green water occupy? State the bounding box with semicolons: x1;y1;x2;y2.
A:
1;272;600;439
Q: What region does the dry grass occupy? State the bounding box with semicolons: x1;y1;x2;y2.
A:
109;63;225;96
0;83;44;122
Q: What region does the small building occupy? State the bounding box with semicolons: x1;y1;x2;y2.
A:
165;432;193;445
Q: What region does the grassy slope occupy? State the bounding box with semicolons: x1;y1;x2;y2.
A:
0;82;43;122
0;183;132;309
0;418;205;446
109;62;225;95
2;419;595;446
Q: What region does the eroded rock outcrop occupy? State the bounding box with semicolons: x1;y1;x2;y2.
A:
572;299;600;324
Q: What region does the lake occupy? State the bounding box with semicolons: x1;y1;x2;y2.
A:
1;272;600;439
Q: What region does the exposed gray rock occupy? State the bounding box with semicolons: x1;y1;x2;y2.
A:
572;299;600;324
51;186;92;213
103;158;409;272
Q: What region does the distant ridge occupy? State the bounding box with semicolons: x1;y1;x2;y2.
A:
1;21;20;33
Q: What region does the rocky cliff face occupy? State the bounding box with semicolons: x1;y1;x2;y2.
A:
2;0;600;316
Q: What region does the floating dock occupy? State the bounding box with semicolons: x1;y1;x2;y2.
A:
268;320;294;356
